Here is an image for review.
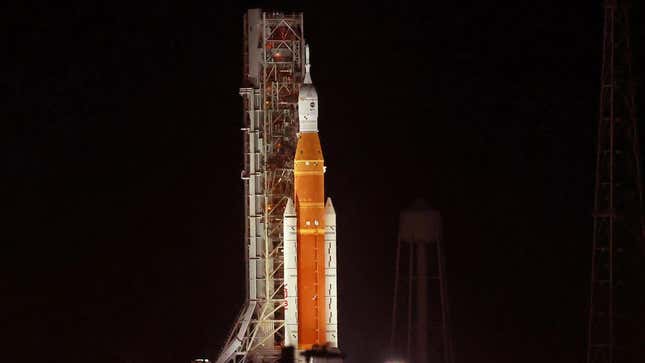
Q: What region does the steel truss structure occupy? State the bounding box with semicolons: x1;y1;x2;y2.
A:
586;1;644;362
217;9;304;363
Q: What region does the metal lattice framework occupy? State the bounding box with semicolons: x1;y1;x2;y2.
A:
586;1;644;362
217;10;304;363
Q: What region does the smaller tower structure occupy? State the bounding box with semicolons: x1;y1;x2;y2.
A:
389;200;454;363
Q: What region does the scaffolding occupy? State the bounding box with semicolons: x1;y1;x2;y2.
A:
217;9;304;363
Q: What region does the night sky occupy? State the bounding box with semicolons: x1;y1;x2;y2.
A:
5;1;645;363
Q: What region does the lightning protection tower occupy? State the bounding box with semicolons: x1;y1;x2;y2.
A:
217;9;304;363
586;1;645;362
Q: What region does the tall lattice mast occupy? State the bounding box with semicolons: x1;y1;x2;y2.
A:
586;1;644;362
217;9;304;363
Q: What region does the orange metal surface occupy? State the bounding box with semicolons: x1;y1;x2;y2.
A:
294;131;327;349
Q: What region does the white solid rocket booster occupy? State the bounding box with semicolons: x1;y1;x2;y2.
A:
325;197;339;347
283;198;299;347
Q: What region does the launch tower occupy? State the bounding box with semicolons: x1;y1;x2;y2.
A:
217;9;304;363
218;9;340;363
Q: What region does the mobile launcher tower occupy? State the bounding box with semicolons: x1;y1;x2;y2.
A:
216;9;340;363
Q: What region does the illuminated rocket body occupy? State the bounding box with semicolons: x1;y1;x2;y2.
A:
283;46;338;351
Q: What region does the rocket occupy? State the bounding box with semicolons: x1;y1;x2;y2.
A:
283;45;339;351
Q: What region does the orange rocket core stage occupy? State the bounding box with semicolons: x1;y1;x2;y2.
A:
294;131;327;349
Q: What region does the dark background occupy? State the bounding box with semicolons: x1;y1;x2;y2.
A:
4;1;645;362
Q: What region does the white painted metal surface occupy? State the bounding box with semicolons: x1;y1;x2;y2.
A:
298;45;318;133
283;198;299;347
215;302;256;363
324;198;339;347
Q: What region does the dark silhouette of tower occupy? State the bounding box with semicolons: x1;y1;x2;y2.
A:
586;1;645;362
389;200;454;363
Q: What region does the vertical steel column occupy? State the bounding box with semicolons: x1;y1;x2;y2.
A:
416;243;428;363
406;244;413;360
389;237;402;352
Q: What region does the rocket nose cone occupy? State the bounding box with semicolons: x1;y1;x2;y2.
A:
325;197;335;215
284;198;296;216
